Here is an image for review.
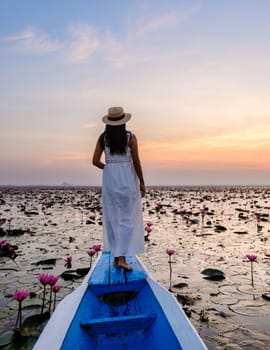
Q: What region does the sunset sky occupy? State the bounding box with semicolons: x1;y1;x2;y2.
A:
1;0;270;186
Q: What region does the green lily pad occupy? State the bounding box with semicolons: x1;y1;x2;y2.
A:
20;312;50;336
201;268;225;280
173;282;188;289
76;267;90;276
61;270;83;281
262;293;270;301
0;330;13;347
7;298;42;311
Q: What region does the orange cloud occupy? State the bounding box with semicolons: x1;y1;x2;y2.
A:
140;123;270;170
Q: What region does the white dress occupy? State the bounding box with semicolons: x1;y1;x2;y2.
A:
102;135;144;257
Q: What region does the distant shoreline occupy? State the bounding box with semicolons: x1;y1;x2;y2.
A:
0;184;270;190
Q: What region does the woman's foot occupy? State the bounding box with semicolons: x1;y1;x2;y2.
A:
113;257;120;267
118;262;133;271
117;257;133;271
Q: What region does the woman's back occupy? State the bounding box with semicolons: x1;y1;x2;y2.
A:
104;132;132;164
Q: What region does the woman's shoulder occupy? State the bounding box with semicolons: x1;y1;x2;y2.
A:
127;130;136;138
126;130;134;144
127;130;138;147
98;132;106;148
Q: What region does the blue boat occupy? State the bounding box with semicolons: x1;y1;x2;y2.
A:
33;252;207;349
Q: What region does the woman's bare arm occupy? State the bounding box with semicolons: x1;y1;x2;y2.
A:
130;134;145;197
92;138;105;170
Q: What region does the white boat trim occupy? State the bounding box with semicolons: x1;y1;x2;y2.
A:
33;255;101;350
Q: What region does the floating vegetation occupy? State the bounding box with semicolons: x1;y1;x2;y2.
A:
1;186;270;349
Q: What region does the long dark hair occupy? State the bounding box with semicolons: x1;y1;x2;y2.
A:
99;124;128;155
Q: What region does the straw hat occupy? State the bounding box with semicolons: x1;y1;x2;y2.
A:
102;106;131;126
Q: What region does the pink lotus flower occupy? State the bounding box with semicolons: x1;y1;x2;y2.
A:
246;254;257;262
8;245;14;252
38;273;54;286
48;275;59;314
200;209;206;217
48;275;58;286
13;289;29;302
200;209;206;222
255;213;261;222
7;217;13;231
145;225;152;233
13;289;29;328
38;273;55;314
52;285;62;312
145;221;153;237
64;256;72;268
166;248;176;290
87;249;96;257
87;249;96;268
0;239;7;248
0;218;6;226
155;203;162;210
52;285;62;293
166;248;175;256
246;254;257;287
92;244;102;252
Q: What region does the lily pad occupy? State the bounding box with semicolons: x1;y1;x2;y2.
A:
20;312;50;336
173;282;188;289
262;293;270;301
210;294;238;305
0;330;13;347
234;231;249;235
214;225;227;232
61;270;82;281
201;268;225;280
7;297;42;311
35;258;56;266
76;267;90;276
229;299;266;316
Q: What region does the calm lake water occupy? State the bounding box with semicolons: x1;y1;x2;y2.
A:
1;186;270;350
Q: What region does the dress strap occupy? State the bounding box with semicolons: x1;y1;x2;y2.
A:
127;131;132;144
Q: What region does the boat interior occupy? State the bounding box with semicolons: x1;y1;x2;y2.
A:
60;252;183;350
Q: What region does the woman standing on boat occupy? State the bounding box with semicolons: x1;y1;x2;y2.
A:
92;106;145;271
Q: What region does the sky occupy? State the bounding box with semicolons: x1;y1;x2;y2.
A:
1;0;270;186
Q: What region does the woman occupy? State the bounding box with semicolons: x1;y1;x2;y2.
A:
92;106;145;271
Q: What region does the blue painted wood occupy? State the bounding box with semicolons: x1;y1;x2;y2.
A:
89;252;146;287
89;252;147;297
81;312;157;334
60;252;186;349
34;252;207;349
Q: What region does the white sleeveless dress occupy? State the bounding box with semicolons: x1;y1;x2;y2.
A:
102;134;144;257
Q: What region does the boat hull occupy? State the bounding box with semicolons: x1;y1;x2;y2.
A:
33;252;207;350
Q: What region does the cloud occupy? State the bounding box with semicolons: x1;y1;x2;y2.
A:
133;5;200;36
2;5;199;65
3;23;100;63
64;23;100;64
103;5;200;68
4;27;62;54
140;122;270;169
83;123;97;129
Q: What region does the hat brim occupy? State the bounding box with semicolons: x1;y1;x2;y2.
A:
102;113;131;126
